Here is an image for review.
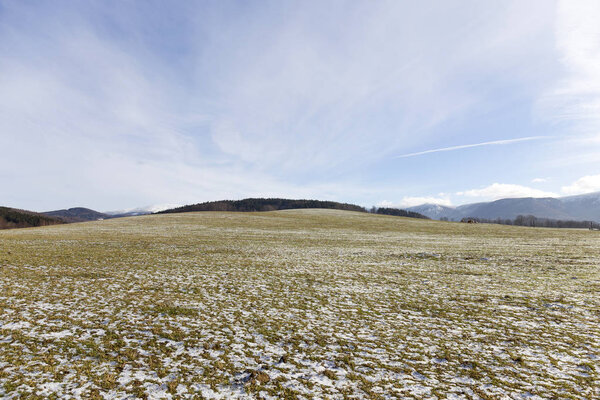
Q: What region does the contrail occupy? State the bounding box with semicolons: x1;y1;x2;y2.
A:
396;136;550;158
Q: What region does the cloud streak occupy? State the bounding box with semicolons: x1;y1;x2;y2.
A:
395;136;550;159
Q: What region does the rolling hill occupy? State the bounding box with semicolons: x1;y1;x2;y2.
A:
43;207;110;222
158;198;429;220
158;198;367;214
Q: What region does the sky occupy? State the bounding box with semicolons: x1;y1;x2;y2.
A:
1;0;600;212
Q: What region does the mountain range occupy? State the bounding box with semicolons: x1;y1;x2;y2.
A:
407;192;600;222
2;192;600;231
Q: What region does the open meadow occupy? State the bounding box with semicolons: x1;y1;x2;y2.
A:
1;209;599;399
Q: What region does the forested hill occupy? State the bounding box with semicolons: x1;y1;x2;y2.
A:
375;207;430;219
158;198;367;214
43;207;109;222
0;207;64;229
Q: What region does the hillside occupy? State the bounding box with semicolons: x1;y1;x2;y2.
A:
158;198;367;214
43;207;109;222
0;206;64;229
0;209;597;398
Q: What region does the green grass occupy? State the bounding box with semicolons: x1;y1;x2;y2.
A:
0;209;599;399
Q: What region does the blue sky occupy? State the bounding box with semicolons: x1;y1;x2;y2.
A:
1;0;600;212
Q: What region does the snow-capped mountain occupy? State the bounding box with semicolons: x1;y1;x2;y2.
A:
406;204;458;220
104;204;182;217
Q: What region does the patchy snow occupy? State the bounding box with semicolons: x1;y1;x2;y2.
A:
1;210;599;398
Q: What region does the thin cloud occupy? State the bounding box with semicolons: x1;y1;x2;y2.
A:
457;183;558;199
395;136;550;159
539;0;600;135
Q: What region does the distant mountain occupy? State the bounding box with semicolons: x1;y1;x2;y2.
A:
104;209;152;218
407;192;600;222
375;207;429;219
456;198;571;220
560;192;600;221
407;204;457;220
44;207;109;222
104;204;179;218
1;207;64;229
158;198;367;214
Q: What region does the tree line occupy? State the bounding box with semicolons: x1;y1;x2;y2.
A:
447;214;600;229
371;207;430;219
0;207;63;229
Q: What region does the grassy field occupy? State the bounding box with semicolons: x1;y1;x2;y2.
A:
1;209;599;399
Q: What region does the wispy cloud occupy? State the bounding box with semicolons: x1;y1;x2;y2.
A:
540;0;600;134
395;137;550;159
535;0;600;170
402;196;452;208
1;1;592;211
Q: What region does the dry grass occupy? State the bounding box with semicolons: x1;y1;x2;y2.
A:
0;209;599;399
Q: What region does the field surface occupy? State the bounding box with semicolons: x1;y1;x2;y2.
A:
1;210;599;399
